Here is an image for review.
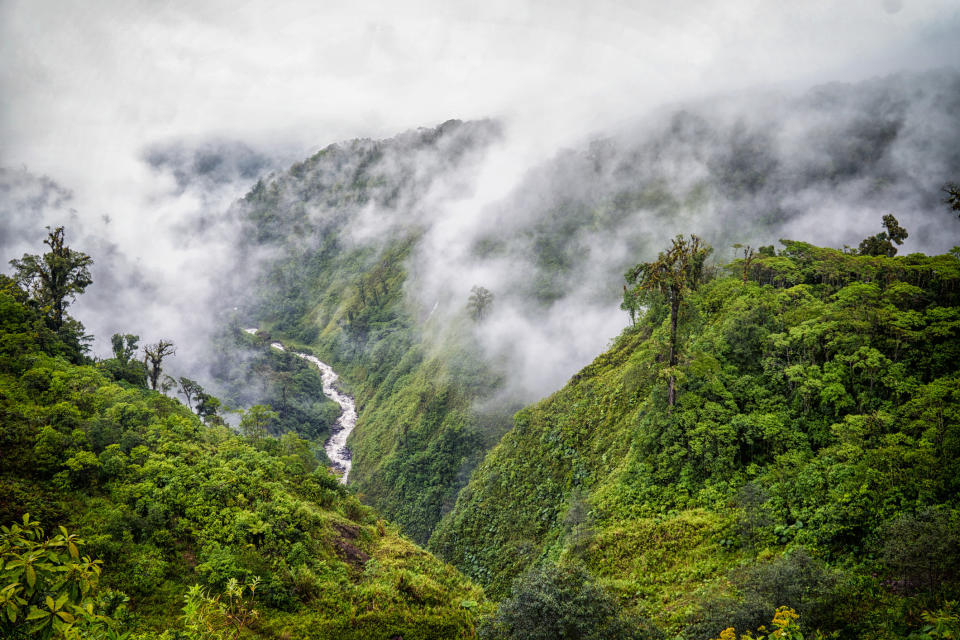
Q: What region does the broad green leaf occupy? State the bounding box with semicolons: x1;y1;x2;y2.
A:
25;606;47;620
25;565;35;588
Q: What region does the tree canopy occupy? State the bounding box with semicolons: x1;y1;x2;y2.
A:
239;404;279;443
0;278;487;639
858;214;908;257
468;285;494;322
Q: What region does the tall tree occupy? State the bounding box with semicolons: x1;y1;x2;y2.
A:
143;340;176;391
9;226;93;330
467;285;494;322
944;182;960;217
623;235;712;407
175;377;204;411
110;333;139;364
104;333;146;386
239;404;278;443
196;392;224;426
858;214;908;257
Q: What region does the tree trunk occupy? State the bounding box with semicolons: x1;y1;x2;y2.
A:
668;295;680;408
54;299;63;331
146;356;156;390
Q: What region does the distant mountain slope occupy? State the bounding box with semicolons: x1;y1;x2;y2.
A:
222;119;510;544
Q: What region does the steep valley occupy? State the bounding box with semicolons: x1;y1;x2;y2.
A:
2;68;960;640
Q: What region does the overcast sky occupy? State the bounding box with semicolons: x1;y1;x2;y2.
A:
3;0;959;179
2;0;959;367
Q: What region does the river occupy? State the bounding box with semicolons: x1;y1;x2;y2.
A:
243;328;356;484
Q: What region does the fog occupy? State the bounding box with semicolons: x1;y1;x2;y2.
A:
375;70;960;399
2;0;959;397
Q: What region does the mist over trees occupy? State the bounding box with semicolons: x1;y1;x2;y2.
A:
467;286;494;322
201;74;960;571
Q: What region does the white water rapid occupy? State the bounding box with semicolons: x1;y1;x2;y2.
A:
243;328;357;483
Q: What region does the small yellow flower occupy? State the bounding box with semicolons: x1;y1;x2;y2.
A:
770;606;801;638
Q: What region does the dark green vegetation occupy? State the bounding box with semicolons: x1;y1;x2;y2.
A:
480;563;661;640
0;238;486;638
432;239;960;638
7;226;93;363
857;214;909;258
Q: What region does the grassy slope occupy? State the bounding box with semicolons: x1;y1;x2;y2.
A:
430;243;960;637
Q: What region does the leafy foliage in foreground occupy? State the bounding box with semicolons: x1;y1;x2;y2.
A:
0;280;486;638
0;515;123;639
433;240;960;638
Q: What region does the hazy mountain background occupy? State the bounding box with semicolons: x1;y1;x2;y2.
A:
3;0;959;383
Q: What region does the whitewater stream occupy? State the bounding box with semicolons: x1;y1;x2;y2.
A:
244;328;357;483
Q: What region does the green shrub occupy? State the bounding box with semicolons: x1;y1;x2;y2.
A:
480;563;661;640
881;508;960;596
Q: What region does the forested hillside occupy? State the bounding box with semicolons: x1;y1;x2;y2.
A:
431;238;960;638
225;70;960;550
0;253;486;638
221;118;512;544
